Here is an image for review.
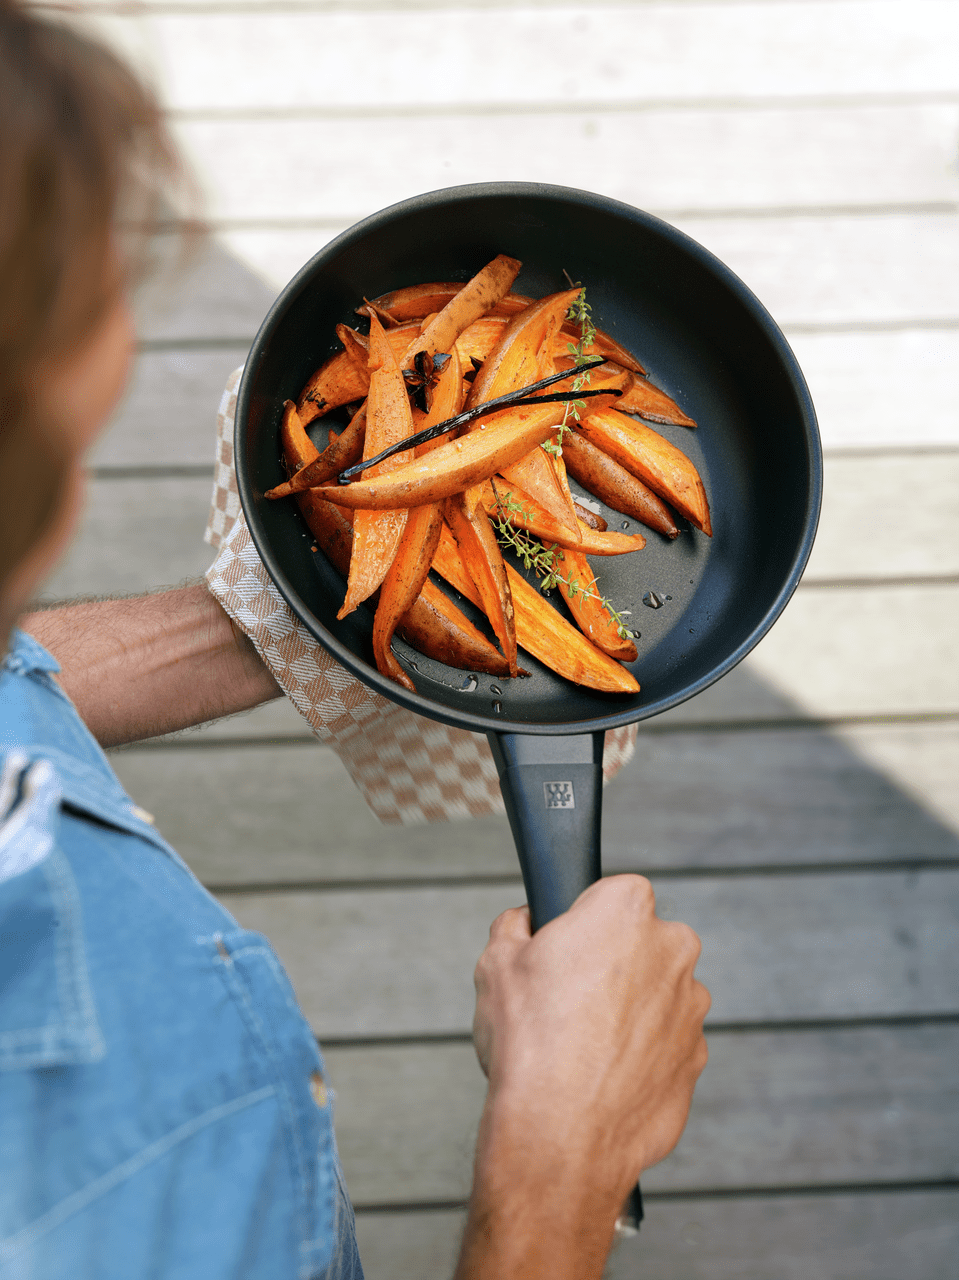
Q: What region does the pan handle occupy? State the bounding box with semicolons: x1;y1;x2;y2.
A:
486;729;644;1236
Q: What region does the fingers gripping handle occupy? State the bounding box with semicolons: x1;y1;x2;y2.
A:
486;729;644;1234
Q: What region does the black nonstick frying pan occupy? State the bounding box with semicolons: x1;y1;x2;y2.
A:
236;182;822;1227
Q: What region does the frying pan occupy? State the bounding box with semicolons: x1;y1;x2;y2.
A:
235;182;822;1226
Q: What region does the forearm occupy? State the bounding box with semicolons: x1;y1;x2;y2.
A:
454;1091;624;1280
21;581;281;746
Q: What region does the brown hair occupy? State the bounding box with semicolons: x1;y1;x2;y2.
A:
0;1;182;612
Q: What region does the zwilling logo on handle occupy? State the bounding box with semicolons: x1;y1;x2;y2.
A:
544;781;575;810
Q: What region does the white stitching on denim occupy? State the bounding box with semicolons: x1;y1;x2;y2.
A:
0;848;106;1068
44;847;106;1062
0;1085;277;1262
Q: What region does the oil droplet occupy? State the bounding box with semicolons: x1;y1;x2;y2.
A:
643;590;667;609
460;675;478;692
631;629;642;639
490;684;503;696
621;521;629;530
491;700;503;714
407;658;419;671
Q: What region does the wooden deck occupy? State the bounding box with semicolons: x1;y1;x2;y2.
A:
42;2;959;1275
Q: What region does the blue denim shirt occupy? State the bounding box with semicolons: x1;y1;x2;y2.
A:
0;630;363;1279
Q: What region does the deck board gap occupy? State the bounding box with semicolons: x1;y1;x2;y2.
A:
315;1010;959;1051
207;858;959;897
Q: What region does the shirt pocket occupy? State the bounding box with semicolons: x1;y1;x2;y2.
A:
204;928;338;1277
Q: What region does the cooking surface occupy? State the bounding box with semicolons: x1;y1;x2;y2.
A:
238;188;819;733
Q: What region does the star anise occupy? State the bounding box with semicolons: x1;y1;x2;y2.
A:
401;349;452;412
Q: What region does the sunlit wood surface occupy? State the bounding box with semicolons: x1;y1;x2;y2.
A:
39;2;959;1275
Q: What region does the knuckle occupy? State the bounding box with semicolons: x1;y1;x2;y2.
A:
605;873;655;912
693;1034;709;1073
694;980;712;1020
671;920;703;964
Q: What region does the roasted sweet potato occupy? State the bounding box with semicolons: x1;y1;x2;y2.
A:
338;315;417;618
400;255;522;369
373;503;444;690
617;376;697;428
311;400;571;511
280;397;509;677
554;546;638;663
577;409;711;535
266;403;366;499
561;429;679;539
484;480;645;555
445;492;518;676
433;527;640;694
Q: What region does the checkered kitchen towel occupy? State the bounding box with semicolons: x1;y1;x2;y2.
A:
205;368;637;824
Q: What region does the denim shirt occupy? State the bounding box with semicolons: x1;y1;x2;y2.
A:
0;630;363;1280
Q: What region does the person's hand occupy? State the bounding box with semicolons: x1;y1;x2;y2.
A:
455;876;709;1279
473;873;709;1187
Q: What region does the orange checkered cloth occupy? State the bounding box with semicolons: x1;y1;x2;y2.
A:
205;368;637;825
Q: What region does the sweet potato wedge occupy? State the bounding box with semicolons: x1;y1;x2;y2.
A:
433;527;639;694
373;502;444;690
617;377;697;428
266;402;366;499
358;284;532;324
311;400;570;511
445;494;518;676
359;283;646;375
466;288;581;410
554;546;639;663
561;429;679;539
280;398;508;676
401;255;522;369
484;480;645;555
338;315;417;618
577;409;711;536
296;350;369;426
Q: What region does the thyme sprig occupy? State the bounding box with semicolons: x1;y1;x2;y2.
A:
542;284;599;458
491;488;634;641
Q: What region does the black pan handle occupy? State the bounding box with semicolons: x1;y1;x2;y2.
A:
486;729;644;1236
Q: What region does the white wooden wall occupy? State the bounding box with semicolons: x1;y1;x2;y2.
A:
38;2;959;1276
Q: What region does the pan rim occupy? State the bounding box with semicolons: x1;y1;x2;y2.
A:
237;181;823;738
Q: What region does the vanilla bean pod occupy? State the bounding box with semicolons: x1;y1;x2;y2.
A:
337;358;614;483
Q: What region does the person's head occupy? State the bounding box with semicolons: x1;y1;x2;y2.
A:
0;1;181;643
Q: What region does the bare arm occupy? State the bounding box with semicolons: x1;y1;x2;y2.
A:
21;581;281;747
455;876;710;1279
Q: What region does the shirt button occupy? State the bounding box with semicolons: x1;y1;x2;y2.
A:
131;805;155;825
309;1071;328;1109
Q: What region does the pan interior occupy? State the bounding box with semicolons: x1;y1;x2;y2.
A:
238;184;820;736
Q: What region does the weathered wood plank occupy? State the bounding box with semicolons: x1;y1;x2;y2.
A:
111;740;517;885
171;102;959;222
324;1024;959;1202
793;330;959;452
37;478;214;600
134;236;277;343
89;3;959;113
92;345;248;469
783;452;959;581
110;722;959;886
741;583;958;720
670;212;959;329
604;1189;959;1280
217;871;959;1035
352;1191;959;1280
